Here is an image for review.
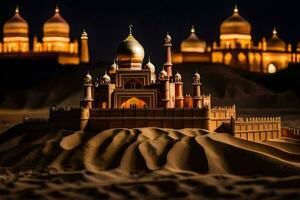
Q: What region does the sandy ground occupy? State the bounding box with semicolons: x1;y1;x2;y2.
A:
0;109;48;134
0;127;299;199
0;169;300;200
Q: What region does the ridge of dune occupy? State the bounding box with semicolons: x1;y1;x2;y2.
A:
0;127;299;177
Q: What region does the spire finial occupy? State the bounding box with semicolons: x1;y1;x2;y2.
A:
273;27;278;36
191;25;195;33
129;24;133;35
234;4;238;13
55;4;59;13
15;5;19;14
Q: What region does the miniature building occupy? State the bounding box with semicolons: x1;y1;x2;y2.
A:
173;5;298;73
0;5;90;65
48;26;282;142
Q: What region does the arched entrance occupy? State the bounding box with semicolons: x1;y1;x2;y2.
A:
121;97;147;109
268;63;277;74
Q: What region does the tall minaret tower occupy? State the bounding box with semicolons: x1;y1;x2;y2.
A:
192;70;201;108
80;29;90;63
159;69;170;108
163;33;173;78
174;72;184;108
81;72;93;109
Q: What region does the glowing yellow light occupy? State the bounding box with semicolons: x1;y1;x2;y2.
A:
268;63;276;73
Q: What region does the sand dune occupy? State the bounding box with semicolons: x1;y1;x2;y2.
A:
0;127;300;177
0;127;300;199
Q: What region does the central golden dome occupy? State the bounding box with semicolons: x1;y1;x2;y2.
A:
267;28;286;51
3;6;29;40
43;6;70;39
116;26;145;69
220;6;251;35
181;26;207;53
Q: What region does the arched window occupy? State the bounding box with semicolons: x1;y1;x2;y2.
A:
268;63;277;73
224;53;232;65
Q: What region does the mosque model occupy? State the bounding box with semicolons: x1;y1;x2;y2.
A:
0;5;89;65
173;5;299;73
45;26;282;142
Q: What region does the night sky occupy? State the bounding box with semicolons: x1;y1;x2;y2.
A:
0;0;300;65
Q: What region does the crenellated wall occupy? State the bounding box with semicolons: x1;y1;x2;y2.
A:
210;105;236;131
233;117;281;141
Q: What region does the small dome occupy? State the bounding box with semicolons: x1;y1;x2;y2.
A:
85;72;92;80
267;28;286;51
109;59;117;74
159;69;168;80
116;25;145;68
3;6;29;40
164;33;172;46
102;72;111;83
220;5;251;36
175;72;182;82
193;71;200;79
181;26;207;53
43;6;70;39
144;57;155;73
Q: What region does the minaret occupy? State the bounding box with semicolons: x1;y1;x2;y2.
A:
174;72;184;108
192;70;201;108
80;29;90;63
159;69;170;108
163;33;173;78
81;72;93;109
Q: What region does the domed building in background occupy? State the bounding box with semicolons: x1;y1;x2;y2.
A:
0;5;90;65
173;5;299;74
181;26;207;53
1;6;29;53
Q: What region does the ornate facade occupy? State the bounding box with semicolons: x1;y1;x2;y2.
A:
173;5;299;73
81;27;211;110
0;5;89;65
41;26;283;142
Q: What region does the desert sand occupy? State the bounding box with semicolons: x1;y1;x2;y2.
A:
0;127;300;199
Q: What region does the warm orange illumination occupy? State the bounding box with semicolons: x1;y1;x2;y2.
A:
121;97;147;108
268;63;276;73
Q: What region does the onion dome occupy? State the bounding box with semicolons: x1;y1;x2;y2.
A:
84;71;92;85
174;72;182;82
116;25;145;69
181;26;207;53
3;6;29;41
109;59;118;74
144;57;155;73
267;28;286;51
85;72;92;80
43;5;70;41
102;71;111;84
193;70;200;83
159;69;168;80
164;33;172;46
220;5;251;36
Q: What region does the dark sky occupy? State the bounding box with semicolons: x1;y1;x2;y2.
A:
1;0;300;65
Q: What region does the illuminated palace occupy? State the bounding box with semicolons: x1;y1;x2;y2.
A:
47;26;283;142
173;5;300;73
0;5;89;65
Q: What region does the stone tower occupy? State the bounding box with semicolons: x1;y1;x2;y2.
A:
80;29;90;63
192;70;201;108
174;72;184;108
163;33;173;78
81;72;93;109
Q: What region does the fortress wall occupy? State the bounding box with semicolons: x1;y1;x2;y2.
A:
282;127;300;140
49;107;82;130
23;117;50;131
211;106;236;131
233;117;281;141
88;108;209;130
